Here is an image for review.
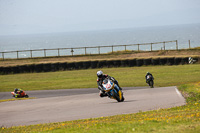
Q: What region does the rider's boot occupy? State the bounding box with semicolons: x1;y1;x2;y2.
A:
99;90;108;97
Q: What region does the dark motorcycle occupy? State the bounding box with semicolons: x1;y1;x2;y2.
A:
146;75;154;88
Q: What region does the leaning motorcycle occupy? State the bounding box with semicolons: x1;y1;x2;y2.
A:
11;91;29;98
146;75;154;88
102;78;124;102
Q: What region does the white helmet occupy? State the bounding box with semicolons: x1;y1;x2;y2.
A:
97;70;103;78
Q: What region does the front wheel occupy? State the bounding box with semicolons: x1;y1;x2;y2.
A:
25;95;29;98
111;90;121;102
118;90;124;102
149;80;154;88
121;96;125;102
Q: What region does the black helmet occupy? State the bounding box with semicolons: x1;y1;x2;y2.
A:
14;88;18;92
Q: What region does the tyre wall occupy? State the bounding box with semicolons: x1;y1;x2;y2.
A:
159;58;167;65
67;62;75;70
83;61;91;69
181;57;188;65
74;62;83;69
151;58;160;65
0;57;199;74
121;59;129;67
113;60;121;67
136;59;143;66
106;60;114;68
167;57;175;65
129;59;136;67
174;57;182;65
97;60;106;68
143;58;152;66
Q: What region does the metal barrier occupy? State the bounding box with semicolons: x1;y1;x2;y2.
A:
0;40;178;60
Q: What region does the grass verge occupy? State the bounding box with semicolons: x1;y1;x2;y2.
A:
0;97;35;103
1;82;199;133
0;64;200;92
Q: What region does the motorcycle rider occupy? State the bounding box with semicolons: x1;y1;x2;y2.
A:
14;88;23;98
97;70;122;97
145;72;154;83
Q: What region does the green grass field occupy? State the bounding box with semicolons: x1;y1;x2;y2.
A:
0;64;200;92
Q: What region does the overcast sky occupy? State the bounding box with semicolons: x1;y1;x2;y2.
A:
0;0;200;35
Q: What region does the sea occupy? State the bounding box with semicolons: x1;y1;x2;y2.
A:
0;23;200;59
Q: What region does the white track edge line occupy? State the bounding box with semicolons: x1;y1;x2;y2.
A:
175;87;183;98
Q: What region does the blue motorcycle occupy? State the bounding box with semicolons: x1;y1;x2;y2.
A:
102;78;124;102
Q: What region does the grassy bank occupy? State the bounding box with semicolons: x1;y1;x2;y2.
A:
0;64;200;92
1;82;199;133
0;48;200;67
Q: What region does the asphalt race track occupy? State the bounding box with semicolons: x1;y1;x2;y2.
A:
0;86;185;127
